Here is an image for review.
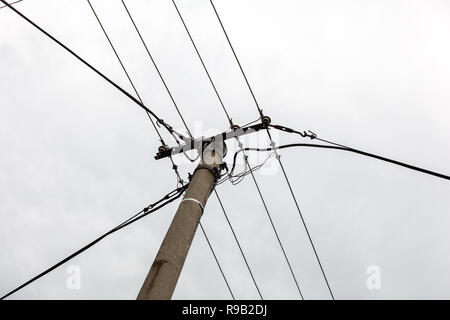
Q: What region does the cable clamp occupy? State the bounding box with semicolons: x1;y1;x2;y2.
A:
307;130;317;140
181;197;204;211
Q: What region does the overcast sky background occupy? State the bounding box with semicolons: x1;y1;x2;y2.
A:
1;0;450;300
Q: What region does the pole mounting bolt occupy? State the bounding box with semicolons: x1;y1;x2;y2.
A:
158;145;168;153
261;116;271;128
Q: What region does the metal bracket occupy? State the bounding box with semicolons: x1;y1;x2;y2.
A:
154;120;271;160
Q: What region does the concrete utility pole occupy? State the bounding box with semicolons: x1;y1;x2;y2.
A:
137;140;224;300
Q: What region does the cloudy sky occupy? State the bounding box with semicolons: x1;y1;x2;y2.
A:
1;0;450;300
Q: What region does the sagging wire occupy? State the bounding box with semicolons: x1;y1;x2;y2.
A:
216;118;268;185
231;124;450;182
217;145;276;187
219;152;276;186
0;184;189;300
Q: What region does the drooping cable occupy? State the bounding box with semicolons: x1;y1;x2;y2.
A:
0;185;188;300
89;0;231;296
232;142;450;182
228;151;275;186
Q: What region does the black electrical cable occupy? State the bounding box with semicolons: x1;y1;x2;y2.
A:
208;0;263;119
167;3;267;296
120;0;234;293
209;0;331;299
268;123;336;299
171;0;233;127
231;143;450;182
171;1;309;299
272;148;334;300
0;0;176;136
229;152;275;186
229;137;450;299
86;0;164;144
214;190;263;299
246;158;304;299
0;0;22;9
0;185;188;300
121;0;193;139
216;151;274;186
86;0;184;185
199;222;235;300
118;0;234;292
118;1;235;297
277;158;334;299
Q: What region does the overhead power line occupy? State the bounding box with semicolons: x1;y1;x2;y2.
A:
247;159;304;299
214;190;263;299
0;0;178;137
121;0;193;139
171;0;288;299
117;0;233;294
208;0;263;119
268;123;450;181
0;185;188;300
199;222;235;300
86;0;164;145
276;159;334;299
0;0;22;10
89;0;232;296
208;0;334;299
231;141;450;182
172;0;308;299
171;0;233;126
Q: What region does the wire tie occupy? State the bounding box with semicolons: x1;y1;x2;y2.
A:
181;198;204;211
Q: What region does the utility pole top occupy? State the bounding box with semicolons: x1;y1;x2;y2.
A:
154;116;272;160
